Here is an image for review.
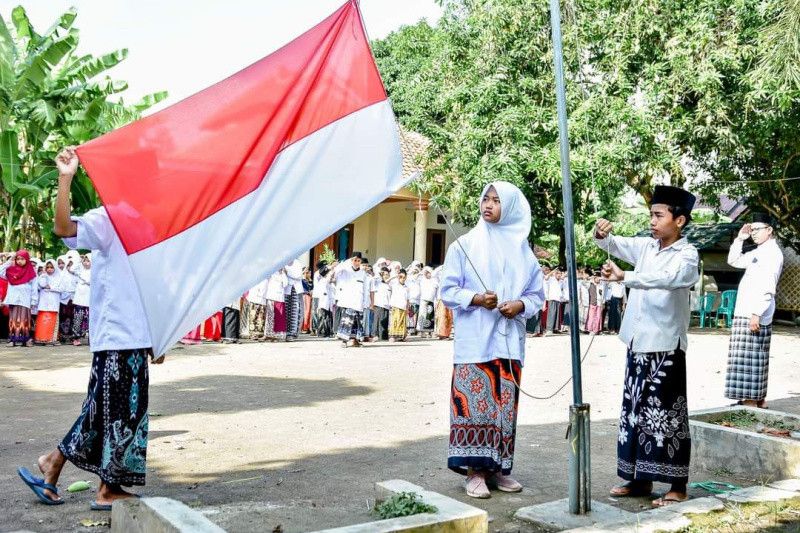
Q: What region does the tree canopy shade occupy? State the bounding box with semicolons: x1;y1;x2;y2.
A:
0;6;167;255
374;0;800;255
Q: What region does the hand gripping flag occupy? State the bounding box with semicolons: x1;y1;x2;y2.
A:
76;1;405;355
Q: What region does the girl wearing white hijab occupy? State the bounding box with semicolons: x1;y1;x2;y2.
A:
441;182;545;499
34;259;63;345
70;254;91;346
417;266;438;336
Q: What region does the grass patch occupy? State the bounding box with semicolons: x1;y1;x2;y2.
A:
708;410;800;435
374;492;438;520
672;496;800;532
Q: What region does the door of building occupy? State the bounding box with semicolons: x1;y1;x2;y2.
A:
426;229;446;267
311;224;354;268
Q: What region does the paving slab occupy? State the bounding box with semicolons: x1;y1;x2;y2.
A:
563;512;691;533
111;497;226;533
639;496;724;517
768;478;800;493
716;485;798;503
515;499;633;531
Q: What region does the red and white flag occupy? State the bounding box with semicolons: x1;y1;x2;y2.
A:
76;1;405;355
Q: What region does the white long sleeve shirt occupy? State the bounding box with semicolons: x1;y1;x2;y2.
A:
37;275;62;313
596;234;699;352
728;238;784;325
441;244;545;366
73;268;91;308
545;276;561;302
334;262;370;312
0;263;38;309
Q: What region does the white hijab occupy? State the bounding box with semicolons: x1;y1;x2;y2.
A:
459;181;537;303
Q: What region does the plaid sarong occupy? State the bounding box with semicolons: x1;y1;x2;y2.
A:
724;317;773;401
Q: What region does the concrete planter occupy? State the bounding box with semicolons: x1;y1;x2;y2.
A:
690;406;800;479
311;480;488;533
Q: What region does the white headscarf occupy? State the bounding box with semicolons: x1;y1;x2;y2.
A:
459;181;537;303
42;258;63;289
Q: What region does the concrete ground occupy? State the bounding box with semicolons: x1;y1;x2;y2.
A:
1;327;798;533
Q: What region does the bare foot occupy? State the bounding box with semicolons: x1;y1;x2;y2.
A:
652;490;688;507
37;451;66;502
95;482;138;505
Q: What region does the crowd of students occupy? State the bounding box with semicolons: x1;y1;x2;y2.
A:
186;255;456;347
0;246;632;352
0;250;91;348
526;266;627;336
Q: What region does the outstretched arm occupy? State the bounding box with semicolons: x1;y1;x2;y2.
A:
54;147;79;238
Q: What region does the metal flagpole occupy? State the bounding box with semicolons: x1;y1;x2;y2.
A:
548;0;591;515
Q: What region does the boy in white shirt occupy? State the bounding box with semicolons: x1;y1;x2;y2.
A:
333;252;370;347
388;269;409;341
595;185;699;507
373;267;392;340
724;213;784;408
19;148;160;511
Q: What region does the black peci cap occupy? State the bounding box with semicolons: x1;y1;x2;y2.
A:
751;212;775;227
651;185;696;212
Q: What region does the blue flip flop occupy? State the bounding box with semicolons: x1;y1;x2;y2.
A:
90;501;112;511
91;493;141;511
17;467;64;505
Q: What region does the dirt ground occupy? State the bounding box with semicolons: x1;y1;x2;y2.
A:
1;326;798;532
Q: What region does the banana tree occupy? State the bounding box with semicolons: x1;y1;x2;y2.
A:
0;6;167;255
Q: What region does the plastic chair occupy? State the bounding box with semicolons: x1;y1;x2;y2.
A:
716;290;737;328
699;293;718;328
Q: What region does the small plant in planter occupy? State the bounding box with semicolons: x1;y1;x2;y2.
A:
374;492;438;519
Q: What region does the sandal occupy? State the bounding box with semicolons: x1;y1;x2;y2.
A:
466;474;491;499
652;494;689;507
18;467;64;505
609;481;653;498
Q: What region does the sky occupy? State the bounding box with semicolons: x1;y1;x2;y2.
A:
1;0;442;112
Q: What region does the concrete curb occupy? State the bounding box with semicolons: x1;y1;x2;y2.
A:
111;497;226;533
528;479;800;532
311;479;488;533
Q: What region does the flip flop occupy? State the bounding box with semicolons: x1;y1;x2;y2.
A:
609;482;653;498
17;467;64;505
91;493;141;511
652;495;689;507
90;501;113;511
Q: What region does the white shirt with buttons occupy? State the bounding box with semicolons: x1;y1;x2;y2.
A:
596;234;700;352
728;238;784;325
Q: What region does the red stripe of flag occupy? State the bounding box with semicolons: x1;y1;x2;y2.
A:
76;0;387;254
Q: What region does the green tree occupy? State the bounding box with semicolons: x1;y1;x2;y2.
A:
0;6;167;255
374;2;627;265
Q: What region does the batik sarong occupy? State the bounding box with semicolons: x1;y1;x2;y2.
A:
34;311;59;344
407;303;419;332
72;305;90;340
337;308;364;341
222;307;240;341
617;347;690;484
59;348;150;486
417;300;435;332
8;305;31;344
435;300;453;338
247;303;266;340
239;300;250;338
316;308;333;338
449;358;521;475
389;307;407;339
285;289;299;338
310;298;320;335
59;301;74;342
724;317;773;401
265;300;286;341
